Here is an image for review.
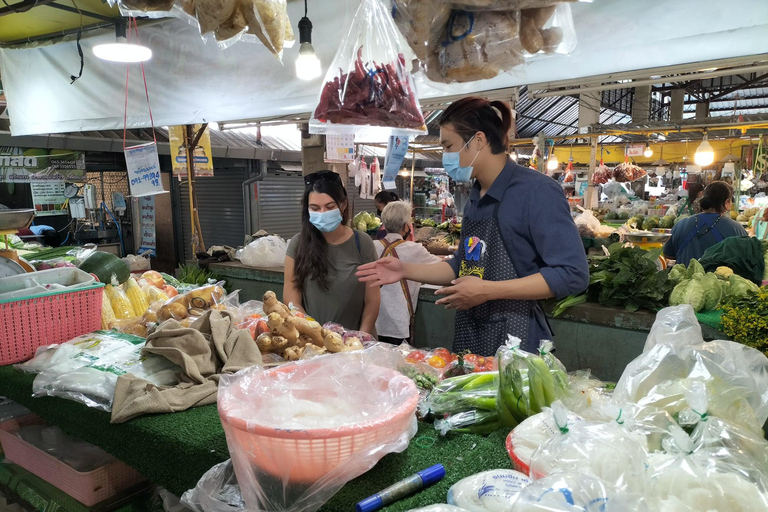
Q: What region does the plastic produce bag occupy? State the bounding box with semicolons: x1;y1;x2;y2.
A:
573;207;602;239
423;9;524;84
310;0;427;137
423;371;499;416
0;397;30;423
528;403;649;494
648;424;768;512
518;4;576;55
181;460;246;512
409;506;471;512
17;331;180;411
508;406;583;473
235;235;288;268
447;469;531;512
614;305;768;435
217;349;419;512
510;472;651;512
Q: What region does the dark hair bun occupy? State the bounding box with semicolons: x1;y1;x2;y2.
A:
437;97;512;155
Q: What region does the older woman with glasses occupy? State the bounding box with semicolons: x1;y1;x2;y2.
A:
283;170;380;334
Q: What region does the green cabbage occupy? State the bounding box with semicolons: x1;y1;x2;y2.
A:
686;259;706;279
668;264;687;285
669;276;707;312
728;274;760;298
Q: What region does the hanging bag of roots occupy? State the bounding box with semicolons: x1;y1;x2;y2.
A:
309;0;427;138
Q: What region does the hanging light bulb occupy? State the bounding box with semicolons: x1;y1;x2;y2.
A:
547;149;559;171
694;134;715;166
93;17;152;63
295;0;321;81
643;143;653;158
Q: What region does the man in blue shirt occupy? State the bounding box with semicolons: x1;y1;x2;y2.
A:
358;97;588;355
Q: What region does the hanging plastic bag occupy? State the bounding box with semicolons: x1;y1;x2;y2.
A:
423;9;525;84
614;305;768;436
310;0;427;137
217;350;419;512
235;235;288;268
573;207;602;239
519;3;576;55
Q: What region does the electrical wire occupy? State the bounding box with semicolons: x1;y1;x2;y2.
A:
101;202;125;257
69;0;85;84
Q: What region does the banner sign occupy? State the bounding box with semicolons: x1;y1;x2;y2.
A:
31;181;68;216
383;135;409;190
124;143;166;197
138;195;156;256
168;125;214;177
0;147;86;183
626;144;644;157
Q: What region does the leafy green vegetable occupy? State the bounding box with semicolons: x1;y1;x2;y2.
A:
668;264;687;285
177;264;230;291
728;273;760;298
686;259;705;279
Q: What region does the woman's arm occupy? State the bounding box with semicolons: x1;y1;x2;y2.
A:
282;256;306;315
359;283;380;335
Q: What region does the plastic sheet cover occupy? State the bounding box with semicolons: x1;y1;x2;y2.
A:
217;349;419;512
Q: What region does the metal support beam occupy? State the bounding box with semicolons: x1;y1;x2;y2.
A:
0;0;55;16
632;85;652;123
670;89;685;122
696;101;710;119
44;2;114;21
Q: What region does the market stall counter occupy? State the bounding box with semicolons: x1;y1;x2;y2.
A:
0;366;511;511
209;261;727;382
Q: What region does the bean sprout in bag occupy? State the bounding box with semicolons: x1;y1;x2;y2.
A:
217;349;419;512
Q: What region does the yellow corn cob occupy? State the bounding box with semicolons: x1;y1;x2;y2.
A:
101;291;116;330
105;284;135;319
124;277;149;315
144;284;169;304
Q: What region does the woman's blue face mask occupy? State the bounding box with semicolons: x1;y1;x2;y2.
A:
442;135;479;182
309;209;343;232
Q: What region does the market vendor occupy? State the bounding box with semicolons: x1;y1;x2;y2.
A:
374;191;414;241
663;181;747;264
357;97;589;355
284;170;380;334
375;200;442;344
680;181;704;216
750;204;768;240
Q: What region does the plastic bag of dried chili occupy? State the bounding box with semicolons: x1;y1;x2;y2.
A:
309;0;428;138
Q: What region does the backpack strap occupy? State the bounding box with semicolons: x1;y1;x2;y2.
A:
380;238;415;320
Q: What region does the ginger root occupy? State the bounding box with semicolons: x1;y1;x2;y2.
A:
342;337;364;352
256;333;288;353
323;331;345;353
293;317;324;345
283;346;303;361
295;334;313;349
302;343;327;359
267;312;299;343
263;291;291;319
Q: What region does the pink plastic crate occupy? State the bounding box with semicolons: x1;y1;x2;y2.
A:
0;284;104;365
0;415;146;506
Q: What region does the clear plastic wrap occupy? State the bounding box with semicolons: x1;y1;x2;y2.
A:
528;404;649;493
217;350;419;512
409;506;472;512
16;331;181;412
519;4;576;55
16;423;117;472
434;409;500;435
614;305;768;435
447;469;531;512
510;472;624;512
181;459;246;512
496;338;570;428
156;282;228;323
422;371;499;416
423;9;524;84
573;208;602;239
508;406;583;473
648;424;768;512
234;235;287;268
310;0;427;137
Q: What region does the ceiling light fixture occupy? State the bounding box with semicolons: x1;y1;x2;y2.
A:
547;149;559;171
295;0;321;81
643;142;653;158
694;133;715;167
93;17;152;63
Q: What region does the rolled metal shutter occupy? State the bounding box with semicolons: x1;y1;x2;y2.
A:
178;165;248;261
256;169;304;239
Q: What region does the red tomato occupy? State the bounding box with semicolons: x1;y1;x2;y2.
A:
427;355;447;369
450;354;459;363
464;354;479;365
250;313;263;319
432;348;451;360
407;350;427;362
256;320;270;336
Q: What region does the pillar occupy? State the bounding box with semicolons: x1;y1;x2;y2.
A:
300;124;326;176
696;101;710;119
632;85;652;124
670;89;685;122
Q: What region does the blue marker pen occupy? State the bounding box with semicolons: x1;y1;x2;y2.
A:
356;464;446;512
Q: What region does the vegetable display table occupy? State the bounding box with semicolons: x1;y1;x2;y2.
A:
0;366;511;512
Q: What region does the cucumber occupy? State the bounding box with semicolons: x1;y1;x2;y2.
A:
78;251;130;285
